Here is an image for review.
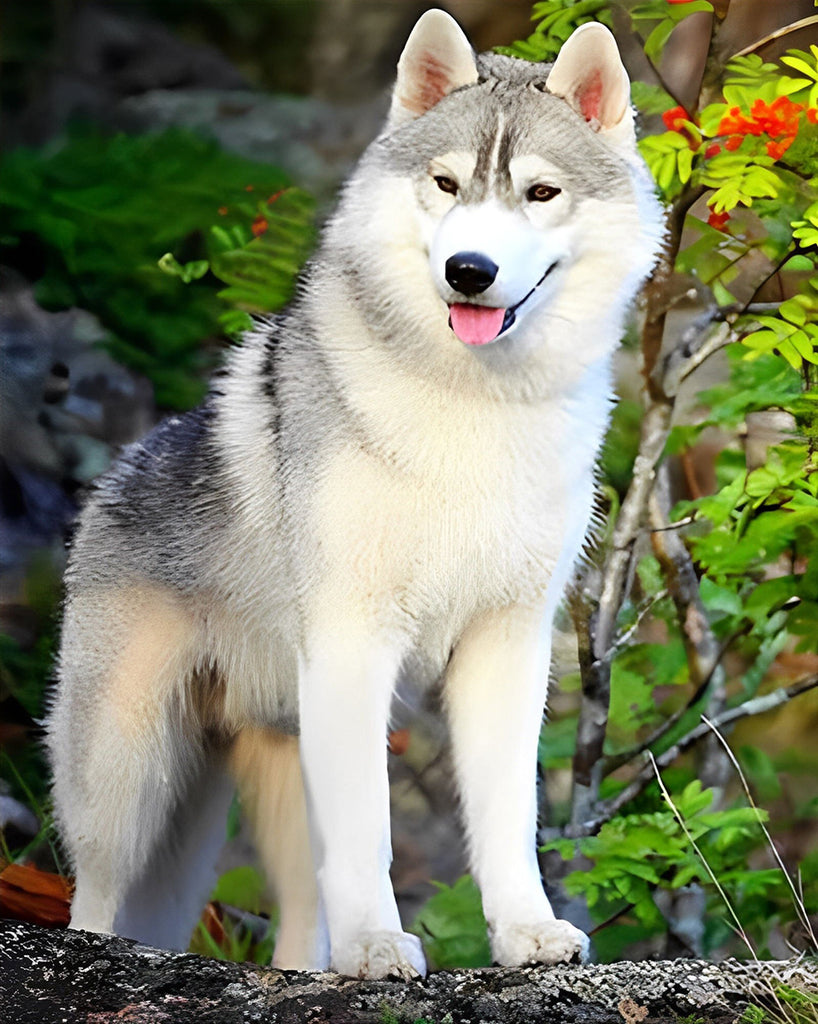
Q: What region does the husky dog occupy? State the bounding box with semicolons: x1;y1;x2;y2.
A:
47;10;662;979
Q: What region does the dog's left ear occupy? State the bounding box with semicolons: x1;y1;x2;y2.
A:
388;9;479;127
545;23;633;141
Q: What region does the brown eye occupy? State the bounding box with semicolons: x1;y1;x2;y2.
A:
434;175;459;195
527;183;561;202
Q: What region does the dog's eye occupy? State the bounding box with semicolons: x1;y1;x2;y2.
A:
434;175;459;196
527;184;561;202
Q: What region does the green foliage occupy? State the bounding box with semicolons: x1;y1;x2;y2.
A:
741;1007;768;1024
601;398;644;498
0;129;314;408
742;278;818;370
628;0;714;64
543;781;792;959
210;865;268;915
410;876;491;969
191;913;276;966
741;977;818;1024
0;555;61;808
496;0;614;63
670;346;818;668
0;751;63;873
500;0;709;65
189;864;276;964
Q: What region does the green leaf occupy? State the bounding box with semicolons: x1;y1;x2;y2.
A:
210;865;267;914
779;298;807;326
410;876;491;970
700;577;744;619
643;19;677;62
780;54;818;81
676;780;713;818
158;252;210;284
630;81;676;115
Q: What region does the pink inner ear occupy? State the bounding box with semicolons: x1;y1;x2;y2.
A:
577;70;603;122
406;53;452;117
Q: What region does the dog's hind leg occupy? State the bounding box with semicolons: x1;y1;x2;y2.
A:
113;758;235;950
228;727;328;970
48;583;206;945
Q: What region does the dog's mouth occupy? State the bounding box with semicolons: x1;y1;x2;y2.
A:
448;262;559;347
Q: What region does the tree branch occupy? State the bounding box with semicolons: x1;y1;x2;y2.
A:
730;16;818;59
570;400;673;823
648;459;730;792
564;676;818;838
569;185;708;825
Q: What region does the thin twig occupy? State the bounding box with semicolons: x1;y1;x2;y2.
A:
600;635;732;775
650;516;696;533
570;401;673;822
649;751;757;959
730;16;818;59
701;715;818;951
739;246;804;318
565;675;818;838
662;318;737;395
607;588;669;657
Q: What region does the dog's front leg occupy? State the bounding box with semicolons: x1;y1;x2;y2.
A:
445;603;589;966
298;627;426;979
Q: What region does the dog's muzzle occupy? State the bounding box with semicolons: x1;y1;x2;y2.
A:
447;261;559;346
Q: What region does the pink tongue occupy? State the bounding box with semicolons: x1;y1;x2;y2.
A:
449;304;506;346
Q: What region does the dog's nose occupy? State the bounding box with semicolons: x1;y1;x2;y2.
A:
445;251;499;295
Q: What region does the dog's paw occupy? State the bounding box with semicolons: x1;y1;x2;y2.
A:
333;930;427;980
490;918;589;967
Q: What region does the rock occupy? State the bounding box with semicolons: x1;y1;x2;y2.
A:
116;89;384;200
0;278;155;582
2;919;816;1024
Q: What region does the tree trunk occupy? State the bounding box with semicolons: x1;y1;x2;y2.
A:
1;919;814;1024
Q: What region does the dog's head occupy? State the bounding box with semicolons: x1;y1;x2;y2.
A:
329;10;663;368
368;12;659;352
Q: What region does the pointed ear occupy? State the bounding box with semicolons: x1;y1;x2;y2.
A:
545;23;632;134
388;9;479;127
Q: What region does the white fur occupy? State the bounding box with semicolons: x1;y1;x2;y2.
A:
49;12;663;980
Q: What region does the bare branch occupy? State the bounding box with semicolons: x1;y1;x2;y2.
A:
651;516;696;532
643;187;709;400
649;460;730;791
600;645;725;775
730;16;818;59
569;183;708;825
560;676;818;839
570;399;673;823
740;246;805;317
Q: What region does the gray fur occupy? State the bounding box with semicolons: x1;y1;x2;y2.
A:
47;13;663;976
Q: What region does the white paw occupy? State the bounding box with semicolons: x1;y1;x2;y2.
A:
490;918;589;967
333;930;427;980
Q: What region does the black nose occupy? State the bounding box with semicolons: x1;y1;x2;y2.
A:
445;251;499;296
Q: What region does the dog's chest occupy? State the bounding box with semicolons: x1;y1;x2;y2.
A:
309;392;600;626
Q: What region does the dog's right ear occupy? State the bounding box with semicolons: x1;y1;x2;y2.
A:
388;9;479;127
